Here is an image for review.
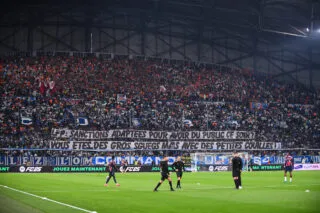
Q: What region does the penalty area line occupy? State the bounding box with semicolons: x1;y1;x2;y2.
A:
0;185;97;213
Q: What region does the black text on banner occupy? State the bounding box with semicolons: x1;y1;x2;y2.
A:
51;129;256;140
49;141;281;151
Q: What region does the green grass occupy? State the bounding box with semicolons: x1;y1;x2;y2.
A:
0;171;319;213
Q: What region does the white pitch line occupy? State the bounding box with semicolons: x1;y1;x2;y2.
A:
28;189;119;193
0;185;96;213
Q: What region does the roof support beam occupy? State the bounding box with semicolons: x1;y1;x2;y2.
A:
38;28;79;51
271;66;309;79
98;29;140;55
38;28;77;50
157;35;192;61
309;46;313;90
0;40;18;51
154;40;195;58
217;53;253;65
211;44;243;70
264;55;311;91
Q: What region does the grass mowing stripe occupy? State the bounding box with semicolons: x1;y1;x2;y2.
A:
23;183;320;193
0;193;45;213
1;172;319;213
0;185;96;213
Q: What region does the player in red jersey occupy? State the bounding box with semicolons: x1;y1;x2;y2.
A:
284;153;294;183
104;156;120;187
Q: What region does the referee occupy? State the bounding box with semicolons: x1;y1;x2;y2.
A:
232;151;243;190
153;156;174;192
172;156;185;189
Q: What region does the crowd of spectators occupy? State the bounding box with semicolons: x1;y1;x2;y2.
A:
0;55;319;157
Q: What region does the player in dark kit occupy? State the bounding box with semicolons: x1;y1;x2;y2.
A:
153;157;174;192
104;156;120;187
172;156;185;189
284;153;294;183
232;152;243;190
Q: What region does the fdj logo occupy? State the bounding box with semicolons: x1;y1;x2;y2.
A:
0;167;9;172
19;166;42;173
125;167;141;172
151;167;160;171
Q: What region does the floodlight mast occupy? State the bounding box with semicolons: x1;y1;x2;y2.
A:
310;1;315;34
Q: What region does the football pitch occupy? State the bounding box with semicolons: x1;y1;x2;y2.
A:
0;171;319;213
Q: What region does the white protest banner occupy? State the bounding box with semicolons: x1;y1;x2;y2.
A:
51;129;255;140
49;140;281;151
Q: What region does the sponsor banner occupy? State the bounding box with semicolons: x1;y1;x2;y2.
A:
150;166;192;172
3;166;191;173
251;164;283;171
184;167;193;172
51;129;256;140
293;164;320;171
200;165;231;172
150;166;175;172
17;166;43;173
7;166;106;173
0;166;10;172
7;164;320;172
119;166;142;172
52;166;107;172
50;140;280;151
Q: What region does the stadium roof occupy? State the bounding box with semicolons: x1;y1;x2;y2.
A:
1;0;318;42
1;0;320;89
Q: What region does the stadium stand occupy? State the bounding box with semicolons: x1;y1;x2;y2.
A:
0;55;319;159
